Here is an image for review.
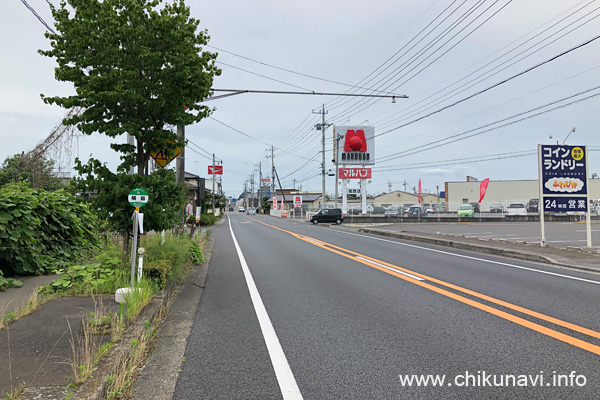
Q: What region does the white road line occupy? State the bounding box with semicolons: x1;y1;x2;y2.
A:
228;216;303;400
355;256;425;281
333;229;600;285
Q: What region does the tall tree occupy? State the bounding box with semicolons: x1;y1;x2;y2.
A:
40;0;221;174
0;153;64;191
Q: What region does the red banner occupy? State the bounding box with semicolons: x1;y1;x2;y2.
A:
418;179;422;204
208;165;223;175
339;168;371;179
479;178;490;203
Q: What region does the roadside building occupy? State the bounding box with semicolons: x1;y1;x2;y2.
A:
444;178;600;212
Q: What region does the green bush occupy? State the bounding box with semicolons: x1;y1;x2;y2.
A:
0;183;100;276
199;214;217;226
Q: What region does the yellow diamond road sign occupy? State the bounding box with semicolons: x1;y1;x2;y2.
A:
151;145;183;168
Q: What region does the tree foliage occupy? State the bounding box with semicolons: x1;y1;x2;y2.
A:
73;158;186;234
0;154;64;191
40;0;221;174
0;183;99;275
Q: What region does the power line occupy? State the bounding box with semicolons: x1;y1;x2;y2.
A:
373;4;600;131
208;45;398;95
19;0;56;34
379;88;600;162
216;61;314;92
374;32;600;140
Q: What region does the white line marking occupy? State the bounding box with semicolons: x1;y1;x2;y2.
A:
355;256;425;281
228;216;303;399
331;229;600;286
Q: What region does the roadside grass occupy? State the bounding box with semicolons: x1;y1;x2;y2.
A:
1;230;207;396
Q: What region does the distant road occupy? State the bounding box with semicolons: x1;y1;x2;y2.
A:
173;212;600;399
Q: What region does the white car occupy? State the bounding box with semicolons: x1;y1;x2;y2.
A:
506;202;527;216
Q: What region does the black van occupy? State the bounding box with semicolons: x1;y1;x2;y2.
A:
310;208;343;225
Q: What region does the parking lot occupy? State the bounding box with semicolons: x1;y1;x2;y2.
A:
354;220;600;249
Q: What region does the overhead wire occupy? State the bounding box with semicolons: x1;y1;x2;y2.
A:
332;0;511;122
373;4;600;131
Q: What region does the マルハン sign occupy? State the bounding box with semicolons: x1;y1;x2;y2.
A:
538;144;588;212
339;168;372;179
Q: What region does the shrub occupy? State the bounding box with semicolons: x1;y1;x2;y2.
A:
199;214;217;226
0;183;100;276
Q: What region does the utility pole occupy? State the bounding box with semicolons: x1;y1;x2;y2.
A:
259;161;262;211
271;145;275;198
334;127;344;208
251;172;255;208
176;125;185;221
212;153;216;216
313;104;330;209
403;180;407;192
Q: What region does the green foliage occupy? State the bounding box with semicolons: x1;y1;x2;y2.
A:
141;233;191;288
261;196;271;212
72;162;186;234
48;263;116;294
0;183;100;276
3;312;16;326
0;153;64;191
189;242;204;264
0;269;23;291
40;0;221;174
199;213;217;226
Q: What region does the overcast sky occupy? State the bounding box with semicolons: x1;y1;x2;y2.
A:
2;0;600;198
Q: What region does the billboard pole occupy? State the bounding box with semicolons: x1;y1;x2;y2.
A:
586;146;592;248
538;144;547;247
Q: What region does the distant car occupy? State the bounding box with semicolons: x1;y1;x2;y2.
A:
246;207;255;215
310;208;343;225
238;207;245;212
407;205;424;217
507;202;527;216
489;204;503;213
469;202;481;214
371;206;386;214
229;207;234;211
347;207;361;215
527;198;539;213
457;204;475;218
385;205;403;217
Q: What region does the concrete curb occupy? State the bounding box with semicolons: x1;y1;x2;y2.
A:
358;228;600;274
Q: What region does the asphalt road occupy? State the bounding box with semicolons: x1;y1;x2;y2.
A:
173;212;600;399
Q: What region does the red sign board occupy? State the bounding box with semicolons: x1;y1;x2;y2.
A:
273;197;277;209
261;178;271;183
208;165;223;175
293;195;302;208
339;168;371;179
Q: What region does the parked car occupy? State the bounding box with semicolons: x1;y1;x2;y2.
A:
371;206;386;214
506;202;527;216
246;207;256;215
347;207;361;215
457;204;475;218
229;207;234;211
238;207;245;212
469;202;481;214
407;205;424;217
527;198;539;212
489;204;503;213
385;205;403;217
310;208;343;225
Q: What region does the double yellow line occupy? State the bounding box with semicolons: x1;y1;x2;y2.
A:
249;217;600;356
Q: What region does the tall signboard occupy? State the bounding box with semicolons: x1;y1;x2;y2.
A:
538;144;590;247
335;126;375;165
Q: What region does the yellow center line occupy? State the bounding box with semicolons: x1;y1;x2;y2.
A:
248;217;600;355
